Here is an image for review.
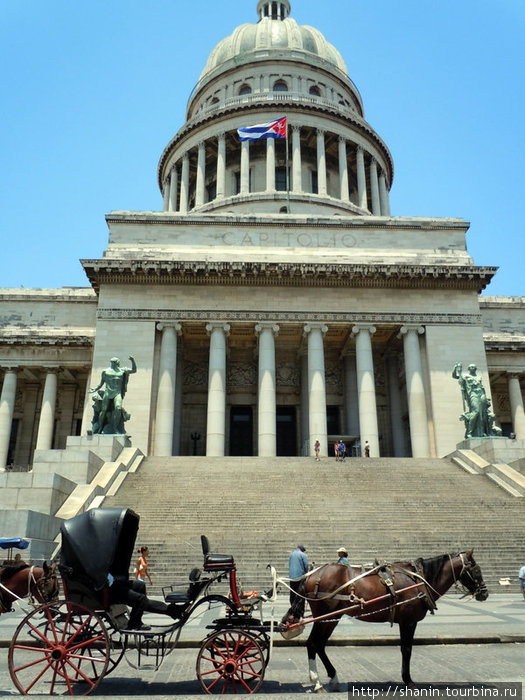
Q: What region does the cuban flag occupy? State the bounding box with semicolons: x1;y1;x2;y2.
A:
237;116;287;141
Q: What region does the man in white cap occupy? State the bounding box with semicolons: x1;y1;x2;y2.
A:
337;547;350;566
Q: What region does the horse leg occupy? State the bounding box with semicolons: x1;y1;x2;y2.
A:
306;620;340;692
399;620;418;686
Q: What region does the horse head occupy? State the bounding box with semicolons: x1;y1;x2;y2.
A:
458;551;488;601
33;562;60;604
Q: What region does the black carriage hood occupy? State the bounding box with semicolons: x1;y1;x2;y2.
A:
59;508;139;590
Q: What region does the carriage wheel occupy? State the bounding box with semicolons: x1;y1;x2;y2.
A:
8;601;110;695
196;629;265;694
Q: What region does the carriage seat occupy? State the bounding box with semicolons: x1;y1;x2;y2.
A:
203;554;235;572
164;567;203;606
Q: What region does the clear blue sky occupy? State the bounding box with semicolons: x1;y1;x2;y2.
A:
2;0;523;295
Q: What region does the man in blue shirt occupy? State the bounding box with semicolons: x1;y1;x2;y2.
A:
337;546;350;566
286;544;308;622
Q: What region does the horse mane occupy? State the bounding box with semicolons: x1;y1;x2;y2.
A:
415;553;455;587
0;564;30;582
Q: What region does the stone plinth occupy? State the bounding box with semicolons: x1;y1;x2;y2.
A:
456;437;525;465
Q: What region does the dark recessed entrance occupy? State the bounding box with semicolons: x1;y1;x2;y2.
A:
277;406;297;456
229;406;253;456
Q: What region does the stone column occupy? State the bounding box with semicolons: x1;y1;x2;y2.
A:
173;350;184;456
300;353;309;455
343;353;360;437
399;325;430;457
36;369;58;451
338;136;350;202
154;323;182;456
266;137;276;192
316;129;327;196
356;146;368;210
206;323;230;456
304;324;328;456
352;325;379;456
168;167;178;212
386;353;406;457
196;141;206;208
180;153;190;214
370;159;381;215
292;126;302;193
162;178;169;211
216;132;226;200
508;373;525;439
255;323;279;456
81;372;93;434
240;140;250;194
379;170;390;215
0;369;17;468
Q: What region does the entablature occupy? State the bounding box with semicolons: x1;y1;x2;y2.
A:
82;258;496;293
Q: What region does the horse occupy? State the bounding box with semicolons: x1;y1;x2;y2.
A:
297;550;488;692
0;562;59;614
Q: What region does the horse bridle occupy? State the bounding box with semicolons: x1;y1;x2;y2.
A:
451;553;487;599
26;565;59;606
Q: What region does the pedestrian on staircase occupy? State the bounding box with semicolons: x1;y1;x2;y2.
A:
314;439;320;461
135;546;153;589
363;440;370;458
519;564;525;600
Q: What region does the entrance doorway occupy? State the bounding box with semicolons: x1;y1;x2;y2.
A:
229;406;253;456
277;406;297;456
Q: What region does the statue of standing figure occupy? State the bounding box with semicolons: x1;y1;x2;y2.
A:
90;356;137;434
452;362;499;438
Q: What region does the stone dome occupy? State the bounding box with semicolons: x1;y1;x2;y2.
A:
199;2;348;82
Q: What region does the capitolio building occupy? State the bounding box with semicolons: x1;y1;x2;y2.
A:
1;0;525;480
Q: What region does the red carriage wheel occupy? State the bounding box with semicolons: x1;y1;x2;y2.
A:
196;629;265;694
8;601;110;696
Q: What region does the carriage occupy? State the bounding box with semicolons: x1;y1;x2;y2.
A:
5;506;489;695
7;507;276;695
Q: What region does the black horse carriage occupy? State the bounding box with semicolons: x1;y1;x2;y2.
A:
8;507;276;695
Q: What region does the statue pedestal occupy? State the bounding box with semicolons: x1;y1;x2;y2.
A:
456;437;525;465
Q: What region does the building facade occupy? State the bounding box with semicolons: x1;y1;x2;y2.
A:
1;0;525;467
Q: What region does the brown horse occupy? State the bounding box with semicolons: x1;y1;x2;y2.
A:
298;550;488;692
0;562;59;614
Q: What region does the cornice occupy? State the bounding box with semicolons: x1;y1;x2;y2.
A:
0;334;94;347
81;258;496;294
105;212;470;232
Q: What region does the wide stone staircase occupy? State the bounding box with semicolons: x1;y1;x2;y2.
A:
104;456;524;595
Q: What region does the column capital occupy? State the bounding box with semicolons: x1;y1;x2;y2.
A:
255;323;280;336
338;135;346;144
206;322;230;337
291;125;301;134
157;322;182;335
316;128;326;137
399;324;425;337
304;323;328;336
507;371;523;379
352;324;376;336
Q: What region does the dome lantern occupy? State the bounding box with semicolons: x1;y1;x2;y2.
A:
256;1;291;21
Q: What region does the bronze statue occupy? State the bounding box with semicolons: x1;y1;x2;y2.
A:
90;356;136;434
452;362;499;438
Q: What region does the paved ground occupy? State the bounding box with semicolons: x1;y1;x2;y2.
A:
0;593;524;697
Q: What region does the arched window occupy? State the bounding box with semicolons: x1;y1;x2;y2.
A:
309;85;321;96
239;84;252;96
273;80;288;92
